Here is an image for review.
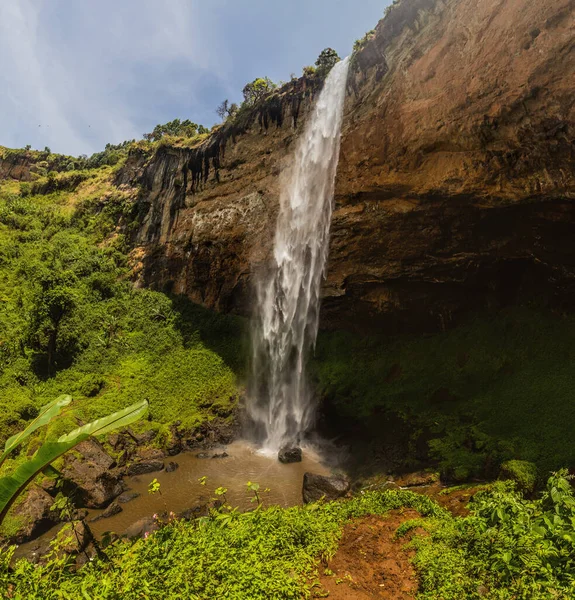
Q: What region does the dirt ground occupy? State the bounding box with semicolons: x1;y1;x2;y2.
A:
315;510;421;599
313;486;483;598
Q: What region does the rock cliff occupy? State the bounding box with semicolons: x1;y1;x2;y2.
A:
124;0;575;332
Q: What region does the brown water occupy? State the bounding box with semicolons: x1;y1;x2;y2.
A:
88;440;330;536
15;440;331;560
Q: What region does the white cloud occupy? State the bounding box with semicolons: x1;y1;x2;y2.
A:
0;0;226;155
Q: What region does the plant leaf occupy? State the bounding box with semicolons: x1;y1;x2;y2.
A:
0;436;88;522
0;395;72;466
57;400;148;443
0;400;148;523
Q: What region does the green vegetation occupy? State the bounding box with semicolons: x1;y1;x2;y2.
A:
1;472;574;598
314;48;340;78
353;29;376;53
142;119;209;142
409;471;575;598
241;77;277;107
0;398;147;524
0;167;243;454
312;307;575;481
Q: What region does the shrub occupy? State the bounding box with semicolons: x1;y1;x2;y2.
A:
500;459;538;492
315;48;340;78
241;77;276;106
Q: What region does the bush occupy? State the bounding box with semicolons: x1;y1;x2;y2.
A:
500;459;538;492
315;48;340;78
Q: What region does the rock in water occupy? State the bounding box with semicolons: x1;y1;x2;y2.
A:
278;446;303;464
302;473;350;504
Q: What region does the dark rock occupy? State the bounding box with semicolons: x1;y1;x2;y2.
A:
136;447;165;460
54;520;93;554
165;461;179;472
179;504;207;520
394;471;440;487
90;502;122;523
196;452;210;459
117;491;141;504
12;486;60;543
278;446;302;464
62;439;125;508
167;423;183;456
124;517;159;539
134;429;158;445
39;476;59;496
302;473;350;504
126;460;164;476
211;452;228;459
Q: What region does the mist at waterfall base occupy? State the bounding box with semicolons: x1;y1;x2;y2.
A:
247;57;350;457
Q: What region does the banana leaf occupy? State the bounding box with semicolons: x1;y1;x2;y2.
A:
0;399;148;523
0;395;72;467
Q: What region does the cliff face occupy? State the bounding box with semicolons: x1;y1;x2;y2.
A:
126;0;575;331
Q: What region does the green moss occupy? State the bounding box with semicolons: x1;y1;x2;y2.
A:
500;460;538;493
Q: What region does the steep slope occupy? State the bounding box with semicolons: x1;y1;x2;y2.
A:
122;0;574;332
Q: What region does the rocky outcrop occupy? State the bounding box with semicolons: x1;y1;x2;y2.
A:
302;473;351;503
62;439;125;508
122;0;575;333
11;486;60;543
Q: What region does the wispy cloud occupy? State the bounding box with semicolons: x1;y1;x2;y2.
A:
0;0;388;156
0;0;226;155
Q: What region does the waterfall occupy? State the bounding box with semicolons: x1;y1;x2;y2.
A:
248;57;350;454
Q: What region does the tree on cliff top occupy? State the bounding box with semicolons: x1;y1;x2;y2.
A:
216;99;239;121
241;77;276;107
143;119;209;142
315;48;340;78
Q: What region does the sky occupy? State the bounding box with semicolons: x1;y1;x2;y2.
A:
0;1;389;156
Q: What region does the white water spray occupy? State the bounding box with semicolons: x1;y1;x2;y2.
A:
249;57;350;453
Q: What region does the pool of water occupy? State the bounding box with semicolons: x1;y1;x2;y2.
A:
14;440;332;560
88;440;331;536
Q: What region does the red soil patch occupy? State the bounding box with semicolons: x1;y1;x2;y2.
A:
314;510;421;599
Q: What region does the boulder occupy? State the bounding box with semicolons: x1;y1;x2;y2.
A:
165;461;179;473
126;447;165;476
117;491;140;504
90;501;122;523
278;446;302;464
54;520;93;554
124;517;159;539
302;473;350;504
62;439;125;508
211;452;228;459
12;486;60;543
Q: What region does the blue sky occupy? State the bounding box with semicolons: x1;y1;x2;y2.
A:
0;1;389;156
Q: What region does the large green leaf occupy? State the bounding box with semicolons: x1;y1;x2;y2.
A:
0;399;148;523
0;437;88;522
57;399;149;443
0;395;72;467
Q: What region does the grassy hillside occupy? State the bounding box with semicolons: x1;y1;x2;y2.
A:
0;164;246;450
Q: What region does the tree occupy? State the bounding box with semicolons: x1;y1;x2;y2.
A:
216;100;239;121
242;77;276;106
143;119;204;142
315;48;340;78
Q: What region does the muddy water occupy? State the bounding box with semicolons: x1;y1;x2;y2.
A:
14;441;331;561
88;441;329;536
90;440;330;537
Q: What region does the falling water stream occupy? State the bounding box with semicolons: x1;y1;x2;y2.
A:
249;57;350;453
